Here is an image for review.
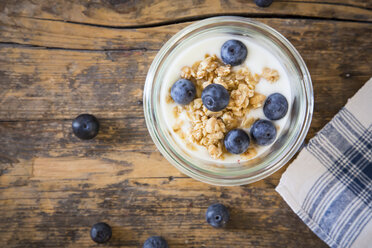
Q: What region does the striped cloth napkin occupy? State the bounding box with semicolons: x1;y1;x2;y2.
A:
276;78;372;248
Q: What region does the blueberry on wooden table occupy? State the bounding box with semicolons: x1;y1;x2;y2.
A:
201;84;230;112
254;0;273;8
221;40;248;66
170;78;196;105
90;222;112;244
224;129;250;154
143;236;169;248
250;119;277;146
263;93;288;120
72;114;100;140
206;203;230;228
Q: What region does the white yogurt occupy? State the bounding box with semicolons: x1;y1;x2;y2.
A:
160;34;292;164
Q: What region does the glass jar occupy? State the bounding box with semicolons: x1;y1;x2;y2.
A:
143;16;313;186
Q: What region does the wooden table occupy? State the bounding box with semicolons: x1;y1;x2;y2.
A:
0;1;371;247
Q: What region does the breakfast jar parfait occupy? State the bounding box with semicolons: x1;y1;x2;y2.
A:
144;17;313;186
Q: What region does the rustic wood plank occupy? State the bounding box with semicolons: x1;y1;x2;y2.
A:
0;47;150;120
1;14;372;52
0;19;370;125
293;0;371;8
0;0;371;27
0;154;327;247
0;15;170;50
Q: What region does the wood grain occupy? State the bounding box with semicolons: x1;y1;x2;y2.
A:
0;0;371;27
0;19;370;126
0;154;322;248
0;0;371;247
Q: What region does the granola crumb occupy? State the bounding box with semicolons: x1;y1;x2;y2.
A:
166;93;174;103
208;143;223;159
173;106;183;118
241;147;258;160
242;117;257;128
262;67;279;83
186;142;197;151
215;65;231;77
181;66;192;79
275;124;280;131
250;93;266;109
172;107;179;118
172;120;184;133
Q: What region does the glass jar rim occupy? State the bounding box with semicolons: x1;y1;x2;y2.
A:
144;16;313;186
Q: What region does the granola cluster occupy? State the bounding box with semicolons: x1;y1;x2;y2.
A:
170;54;279;159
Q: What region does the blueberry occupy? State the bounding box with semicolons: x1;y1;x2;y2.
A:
263;93;288;120
206;203;230;228
250;119;277;146
143;236;168;248
221;40;248;66
72;114;100;140
254;0;273;8
201;84;230;112
224;129;250;154
170;79;196;105
90;222;112;244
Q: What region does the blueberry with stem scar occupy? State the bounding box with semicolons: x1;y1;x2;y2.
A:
221;40;248;66
202;84;230;112
206;203;230;228
170;79;196;105
72;114;100;140
90;222;112;244
251;119;277;146
263;93;288;120
224;129;250;154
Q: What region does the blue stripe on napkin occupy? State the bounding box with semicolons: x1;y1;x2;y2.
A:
297;108;372;248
